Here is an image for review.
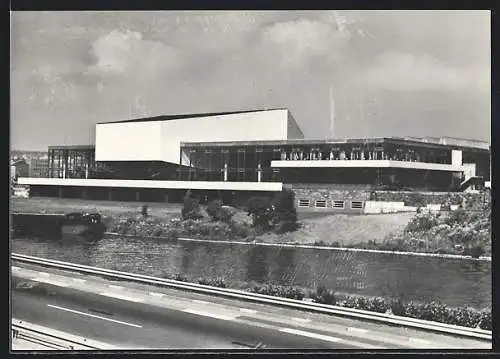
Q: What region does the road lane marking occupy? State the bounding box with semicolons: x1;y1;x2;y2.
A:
183;309;237;321
280;328;343;343
11;266;21;271
239;308;257;314
149;292;165;298
72;278;86;283
193;300;209;304
31;277;69;287
108;285;123;290
347;327;368;334
47;304;142;328
38;272;50;277
291;317;311;323
409;338;433;346
99;292;144;303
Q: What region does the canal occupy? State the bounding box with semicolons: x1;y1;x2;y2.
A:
11;235;491;310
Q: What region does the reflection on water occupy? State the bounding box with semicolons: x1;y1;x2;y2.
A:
11;235;491;309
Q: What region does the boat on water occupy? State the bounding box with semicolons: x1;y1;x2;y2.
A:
11;211;107;240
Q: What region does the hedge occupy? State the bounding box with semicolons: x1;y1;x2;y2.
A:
157;272;491;330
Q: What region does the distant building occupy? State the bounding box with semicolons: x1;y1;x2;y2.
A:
11;159;29;179
28;158;49;178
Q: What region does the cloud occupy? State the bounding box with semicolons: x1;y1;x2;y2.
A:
261;18;351;68
87;29;181;79
362;52;486;92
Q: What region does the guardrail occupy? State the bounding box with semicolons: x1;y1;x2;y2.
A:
12;319;101;350
11;252;492;341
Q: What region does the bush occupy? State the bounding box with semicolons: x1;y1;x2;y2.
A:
198;277;227;288
271;189;299;233
247;196;273;229
466;244;485;258
141;204;148;217
311;285;336;305
249;283;305;300
182;190;203;220
207;200;233;223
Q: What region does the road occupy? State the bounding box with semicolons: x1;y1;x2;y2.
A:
11;263;492;350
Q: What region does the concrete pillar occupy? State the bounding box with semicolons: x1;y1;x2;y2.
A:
257;163;262;183
82;187;88;199
223;163;228;182
165;193;169;203
58;187;64;198
108;189;112;201
135;191;140;202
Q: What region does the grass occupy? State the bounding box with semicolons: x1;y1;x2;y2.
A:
11;197;413;248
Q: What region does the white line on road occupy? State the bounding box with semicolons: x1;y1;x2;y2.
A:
183;309;237;321
409;338;433;346
149;292;165;298
47;304;142;328
347;327;368;334
108;285;123;290
71;278;86;283
11;266;21;271
31;278;69;287
291;317;311;323
38;272;50;277
239;308;257;314
280;328;343;343
99;292;145;303
193;300;209;304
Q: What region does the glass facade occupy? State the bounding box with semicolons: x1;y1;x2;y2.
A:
48;146;96;179
179;139;454;184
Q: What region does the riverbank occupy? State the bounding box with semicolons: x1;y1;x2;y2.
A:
10;195;490;256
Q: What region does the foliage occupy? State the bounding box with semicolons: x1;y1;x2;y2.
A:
198;277;227;288
271;189;299;233
248;283;305;300
182;190;203;220
247;196;274;230
310;285;336;305
207;200;233;223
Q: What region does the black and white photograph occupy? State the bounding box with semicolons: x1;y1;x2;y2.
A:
10;10;491;351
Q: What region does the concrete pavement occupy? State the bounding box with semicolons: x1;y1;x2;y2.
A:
11;263;492;350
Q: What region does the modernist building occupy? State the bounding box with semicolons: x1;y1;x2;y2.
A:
18;108;491;212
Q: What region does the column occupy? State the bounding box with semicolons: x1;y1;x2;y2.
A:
257;163;262;183
223;163;228;182
58;187;64;198
135;191;140;201
108;189;113;201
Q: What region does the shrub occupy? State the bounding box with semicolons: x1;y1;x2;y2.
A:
174;273;189;282
466;244;485;258
271;189;299;233
182;190;203;220
390;297;406;316
311;285;336;305
249;284;305;300
141;204;148;217
247;196;273;229
198;277;227;288
207;200;233;223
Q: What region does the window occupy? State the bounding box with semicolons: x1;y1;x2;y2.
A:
315;200;327;208
298;199;310;208
351;201;364;209
332;200;345;209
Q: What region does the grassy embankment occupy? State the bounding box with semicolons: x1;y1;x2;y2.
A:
11;197;412;247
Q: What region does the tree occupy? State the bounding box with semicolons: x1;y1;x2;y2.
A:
271;188;299;233
182;190;203;220
247;196;273;230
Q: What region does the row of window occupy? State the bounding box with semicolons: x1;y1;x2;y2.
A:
297;199;364;210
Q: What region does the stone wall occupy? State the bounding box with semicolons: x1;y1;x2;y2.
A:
370;191;487;207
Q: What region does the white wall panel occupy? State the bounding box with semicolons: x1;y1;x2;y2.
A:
95;122;163;161
160;109;288;163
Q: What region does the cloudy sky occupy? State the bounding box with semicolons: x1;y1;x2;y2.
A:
11;10;490;150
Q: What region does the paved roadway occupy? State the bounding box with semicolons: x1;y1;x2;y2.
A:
11;263;492;350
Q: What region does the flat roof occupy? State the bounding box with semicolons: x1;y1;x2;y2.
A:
181;136;490;151
96;108;288;125
48;145;95;150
